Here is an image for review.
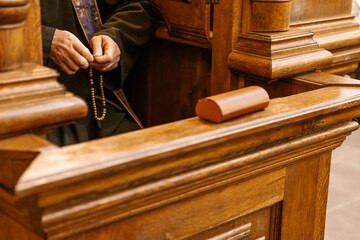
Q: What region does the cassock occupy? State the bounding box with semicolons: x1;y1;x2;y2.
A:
41;0;157;146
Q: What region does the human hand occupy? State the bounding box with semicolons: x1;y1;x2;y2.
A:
89;35;121;72
49;30;94;75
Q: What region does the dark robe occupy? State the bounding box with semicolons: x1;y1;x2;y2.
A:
41;0;157;146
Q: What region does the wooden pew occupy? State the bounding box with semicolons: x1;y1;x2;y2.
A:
1;0;360;239
126;0;360;126
11;82;360;240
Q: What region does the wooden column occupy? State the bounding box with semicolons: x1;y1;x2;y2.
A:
250;0;290;32
0;0;30;71
227;0;334;91
0;1;87;238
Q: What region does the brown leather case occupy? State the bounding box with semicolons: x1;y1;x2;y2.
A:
195;86;270;123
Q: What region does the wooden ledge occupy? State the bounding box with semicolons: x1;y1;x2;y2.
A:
13;84;360;239
11;72;360;239
16;83;360;197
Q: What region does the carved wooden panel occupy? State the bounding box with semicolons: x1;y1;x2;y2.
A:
290;0;352;23
150;0;211;44
61;170;284;240
289;0;359;75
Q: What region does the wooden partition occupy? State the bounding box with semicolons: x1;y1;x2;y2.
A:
3;78;360;240
125;0;360;126
1;0;360;239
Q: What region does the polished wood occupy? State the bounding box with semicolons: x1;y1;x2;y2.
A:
150;0;211;45
281;152;331;239
290;0;360;75
0;64;87;138
0;0;30;71
195;86;269;123
0;134;57;189
243;71;360;99
129;0;360;125
228;29;333;80
251;0;290;32
0;1;87;237
13;83;360;239
210;0;240;95
1;0;360;239
125;39;211;126
24;0;42;65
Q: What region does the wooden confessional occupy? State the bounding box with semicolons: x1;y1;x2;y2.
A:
1;0;360;239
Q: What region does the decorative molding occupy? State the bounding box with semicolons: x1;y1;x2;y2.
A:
0;134;57;189
0;0;30;29
22;121;357;239
291;15;360;75
228;29;333;80
16;81;360;238
0;64;88;138
207;223;251;240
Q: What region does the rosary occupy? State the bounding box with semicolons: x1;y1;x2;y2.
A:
89;63;106;121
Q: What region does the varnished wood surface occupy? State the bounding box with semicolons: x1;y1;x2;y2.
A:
10;77;360;238
210;0;240;95
139;0;360;125
24;0;42;65
125;39;211;126
63;171;282;240
290;0;351;23
251;0;290;32
290;1;360;76
0;0;30;71
228;29;333;80
9;83;360;239
150;0;211;44
0;134;57;189
281;152;332;239
0;211;42;240
1;0;360;239
0;64;88;138
195;86;269;123
17;85;360;195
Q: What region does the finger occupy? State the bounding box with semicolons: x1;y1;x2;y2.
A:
73;36;94;64
94;62;118;72
60;63;77;75
54;59;76;75
50;49;79;74
94;42;113;63
89;53;120;70
68;50;90;69
89;61;110;69
90;36;104;57
92;36;121;64
60;52;81;72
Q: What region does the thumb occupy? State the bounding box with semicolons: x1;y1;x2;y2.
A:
90;36;103;57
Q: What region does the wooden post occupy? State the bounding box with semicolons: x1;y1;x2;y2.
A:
251;0;290;32
0;2;87;236
0;0;30;71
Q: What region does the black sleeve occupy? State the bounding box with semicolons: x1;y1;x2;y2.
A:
41;25;56;65
93;0;157;88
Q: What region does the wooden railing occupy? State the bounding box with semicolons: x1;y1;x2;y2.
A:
1;0;360;239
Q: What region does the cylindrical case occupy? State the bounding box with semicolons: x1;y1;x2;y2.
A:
195;86;270;123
